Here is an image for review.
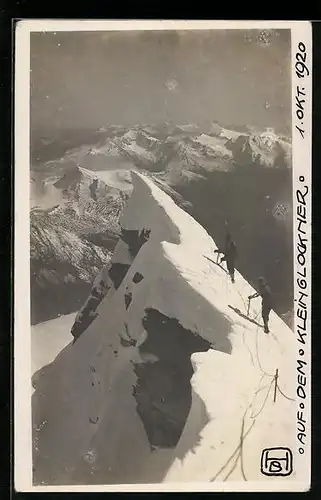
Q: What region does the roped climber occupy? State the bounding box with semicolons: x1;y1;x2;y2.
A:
214;232;237;283
248;277;273;333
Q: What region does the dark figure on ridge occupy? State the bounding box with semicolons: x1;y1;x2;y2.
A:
215;232;237;283
89;178;99;201
248;277;273;334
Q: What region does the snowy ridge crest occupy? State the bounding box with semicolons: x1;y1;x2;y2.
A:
32;171;296;486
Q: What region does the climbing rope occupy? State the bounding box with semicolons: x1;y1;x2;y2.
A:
239;417;247;481
254;324;275;378
222;415;249;481
276;382;295;402
242;326;255;367
250;379;274;419
210;418;256;482
210;345;294;482
204;252;295;404
235;287;249;313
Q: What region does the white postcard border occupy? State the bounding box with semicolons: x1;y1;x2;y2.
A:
14;19;312;493
291;21;312;490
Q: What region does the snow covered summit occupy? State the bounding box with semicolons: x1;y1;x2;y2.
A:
32;171;296;486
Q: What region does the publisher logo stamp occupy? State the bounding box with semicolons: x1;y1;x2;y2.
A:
261;447;293;477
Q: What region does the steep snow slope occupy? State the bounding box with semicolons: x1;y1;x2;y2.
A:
31;314;75;378
32;171;295;487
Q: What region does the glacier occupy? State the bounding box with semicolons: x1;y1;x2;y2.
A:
32;171;296;486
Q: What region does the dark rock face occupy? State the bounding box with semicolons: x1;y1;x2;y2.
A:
71;261;132;339
132;272;144;284
83;232;119;252
30;238;110;326
69;225;150;340
133;308;211;449
121;229;151;259
71;280;110;341
108;263;131;290
89;178;99;201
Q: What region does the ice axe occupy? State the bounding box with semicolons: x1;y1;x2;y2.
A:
247;297;251;317
213;248;221;263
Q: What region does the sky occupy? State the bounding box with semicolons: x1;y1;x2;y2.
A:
30;29;291;135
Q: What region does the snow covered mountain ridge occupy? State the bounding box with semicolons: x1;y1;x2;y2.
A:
33;123;291;179
32;171;296;486
31;121;293;326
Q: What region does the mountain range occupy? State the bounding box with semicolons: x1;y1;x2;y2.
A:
30;122;293;326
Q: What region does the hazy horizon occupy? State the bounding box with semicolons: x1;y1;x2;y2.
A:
30;29;291;136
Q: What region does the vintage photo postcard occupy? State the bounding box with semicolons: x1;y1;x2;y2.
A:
14;20;312;492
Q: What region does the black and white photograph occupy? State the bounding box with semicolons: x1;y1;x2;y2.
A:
14;20;312;492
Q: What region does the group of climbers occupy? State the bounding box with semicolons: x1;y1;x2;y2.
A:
87;174;273;333
214;231;273;334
